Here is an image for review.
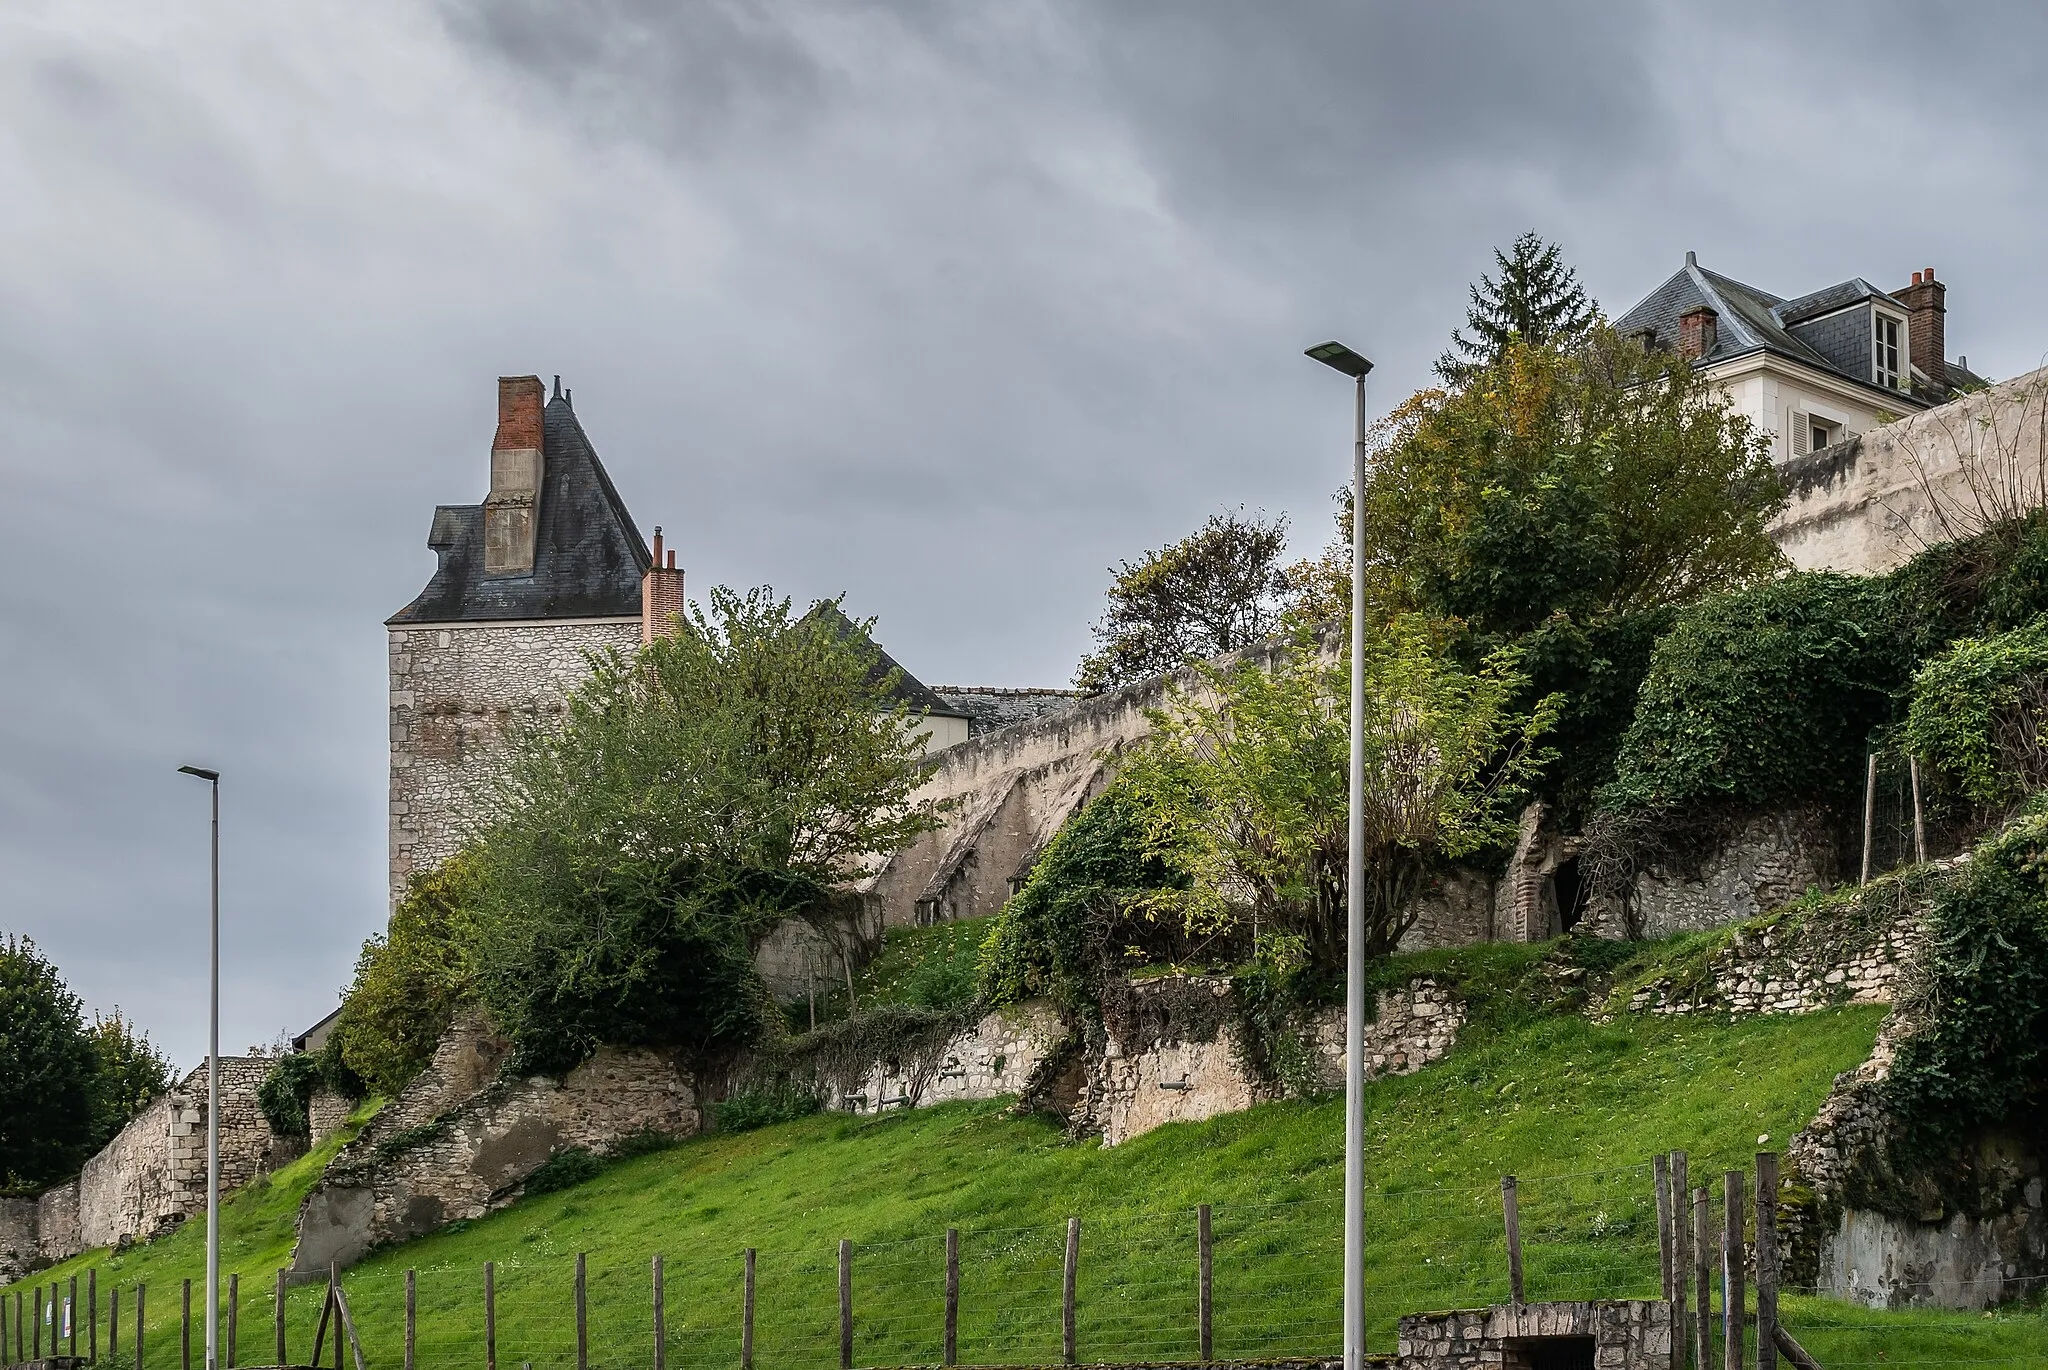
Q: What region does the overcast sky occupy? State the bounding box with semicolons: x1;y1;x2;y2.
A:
4;1;2045;1070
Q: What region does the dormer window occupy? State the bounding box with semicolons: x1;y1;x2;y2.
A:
1874;313;1903;389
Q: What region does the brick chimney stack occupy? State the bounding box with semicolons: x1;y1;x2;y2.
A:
1677;305;1718;362
483;376;546;575
1895;267;1947;389
642;526;686;644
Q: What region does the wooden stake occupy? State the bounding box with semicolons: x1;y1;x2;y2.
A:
1692;1189;1711;1370
1722;1172;1746;1370
839;1240;854;1370
575;1253;588;1370
1062;1218;1079;1367
90;1268;98;1365
1860;753;1879;884
944;1229;959;1368
111;1284;121;1364
652;1254;665;1370
1910;758;1927;864
1773;1324;1825;1370
1756;1154;1780;1370
485;1261;497;1370
405;1270;416;1370
70;1275;79;1356
135;1284;145;1370
1655;1154;1674;1300
275;1270;288;1370
1197;1205;1214;1363
33;1286;41;1360
1669;1153;1689;1370
182;1277;192;1370
227;1272;238;1369
1501;1176;1525;1304
742;1250;756;1370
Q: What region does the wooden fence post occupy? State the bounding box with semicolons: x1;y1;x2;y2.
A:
275;1270;287;1370
2;1282;9;1367
182;1277;192;1370
1501;1176;1525;1304
484;1261;497;1370
1722;1172;1746;1370
575;1253;589;1370
111;1285;121;1364
405;1270;416;1370
1909;759;1928;865
1691;1190;1710;1370
1860;754;1879;884
70;1275;79;1356
742;1249;756;1370
944;1229;959;1368
1756;1154;1780;1370
1669;1153;1688;1370
839;1240;854;1370
1655;1155;1674;1300
1198;1205;1213;1363
90;1269;98;1365
652;1254;665;1370
135;1284;145;1370
1062;1218;1079;1367
32;1287;40;1361
227;1272;238;1369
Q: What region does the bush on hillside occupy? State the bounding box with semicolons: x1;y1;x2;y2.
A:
1597;573;1909;818
1905;622;2048;809
257;1038;363;1137
333;855;481;1097
0;937;104;1189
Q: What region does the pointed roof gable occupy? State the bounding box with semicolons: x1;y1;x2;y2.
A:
801;602;971;720
389;395;652;625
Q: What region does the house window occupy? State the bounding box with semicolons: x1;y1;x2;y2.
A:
1811;418;1837;451
1789;411;1840;456
1874;314;1902;389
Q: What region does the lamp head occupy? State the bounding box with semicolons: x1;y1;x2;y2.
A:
1304;341;1374;379
177;765;220;782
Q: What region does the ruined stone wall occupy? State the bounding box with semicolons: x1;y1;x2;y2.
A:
387;618;641;905
0;1057;293;1281
1618;899;1923;1019
825;1001;1067;1114
1770;364;2048;575
1396;1300;1674;1370
307;1091;354;1144
292;1045;695;1274
1578;808;1839;943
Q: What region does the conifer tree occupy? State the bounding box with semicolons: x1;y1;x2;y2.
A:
1435;232;1599;384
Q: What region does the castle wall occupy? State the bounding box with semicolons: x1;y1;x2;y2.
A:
387;618;641;903
1770;363;2048;575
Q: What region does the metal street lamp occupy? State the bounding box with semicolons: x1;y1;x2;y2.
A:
1303;340;1373;1370
177;764;222;1370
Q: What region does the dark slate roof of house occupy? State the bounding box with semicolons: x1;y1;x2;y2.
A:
1613;255;1930;408
933;687;1086;735
802;603;971;719
388;396;652;625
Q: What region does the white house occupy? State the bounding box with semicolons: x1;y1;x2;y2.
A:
1614;253;1986;460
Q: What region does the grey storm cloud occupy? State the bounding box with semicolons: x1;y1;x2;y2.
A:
1;0;2044;1067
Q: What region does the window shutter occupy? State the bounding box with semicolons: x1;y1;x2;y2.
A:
1789;411;1810;456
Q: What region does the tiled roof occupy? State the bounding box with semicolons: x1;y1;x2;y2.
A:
388;396;651;625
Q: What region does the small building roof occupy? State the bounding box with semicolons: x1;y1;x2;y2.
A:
388;393;651;625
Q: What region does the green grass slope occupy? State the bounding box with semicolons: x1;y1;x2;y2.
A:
7;955;2041;1368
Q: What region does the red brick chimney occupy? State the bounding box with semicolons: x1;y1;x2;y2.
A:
484;376;546;575
642;526;686;644
1677;305;1718;362
1893;267;1947;389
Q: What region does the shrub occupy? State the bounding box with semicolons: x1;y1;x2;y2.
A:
85;1009;173;1151
1598;573;1909;818
713;1082;824;1133
1904;622;2048;808
524;1146;604;1195
257;1054;322;1137
334;855;480;1097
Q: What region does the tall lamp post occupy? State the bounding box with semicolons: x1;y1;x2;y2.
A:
177;764;222;1370
1303;340;1373;1369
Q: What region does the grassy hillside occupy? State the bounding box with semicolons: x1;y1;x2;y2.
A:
6;950;2041;1369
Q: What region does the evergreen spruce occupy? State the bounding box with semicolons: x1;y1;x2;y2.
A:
1436;232;1599;384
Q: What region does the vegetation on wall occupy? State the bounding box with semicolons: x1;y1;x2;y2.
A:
464;588;940;1074
1117;621;1556;967
331;855;481;1097
1075;510;1293;693
1903;620;2048;809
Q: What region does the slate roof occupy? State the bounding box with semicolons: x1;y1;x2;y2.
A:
1613;255;1931;408
388;395;652;625
802;603;971;719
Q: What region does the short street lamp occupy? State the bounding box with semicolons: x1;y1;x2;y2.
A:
177;764;222;1370
1303;340;1373;1369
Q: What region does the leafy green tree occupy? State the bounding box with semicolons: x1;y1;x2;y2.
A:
1904;622;2048;810
467;588;941;1072
333;855;481;1096
0;937;102;1189
1076;511;1291;692
86;1009;173;1149
1365;329;1786;640
1117;621;1558;966
1436;231;1599;384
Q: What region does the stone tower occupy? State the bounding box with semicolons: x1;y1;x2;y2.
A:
385;376;680;905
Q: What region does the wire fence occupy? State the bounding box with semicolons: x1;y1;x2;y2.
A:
3;1158;2042;1369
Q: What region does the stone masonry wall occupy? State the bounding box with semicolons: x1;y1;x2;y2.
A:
1397;1299;1674;1370
1618;901;1923;1019
388;618;641;905
1580;809;1839;943
0;1057;295;1282
292;1045;695;1275
825;1001;1067;1114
